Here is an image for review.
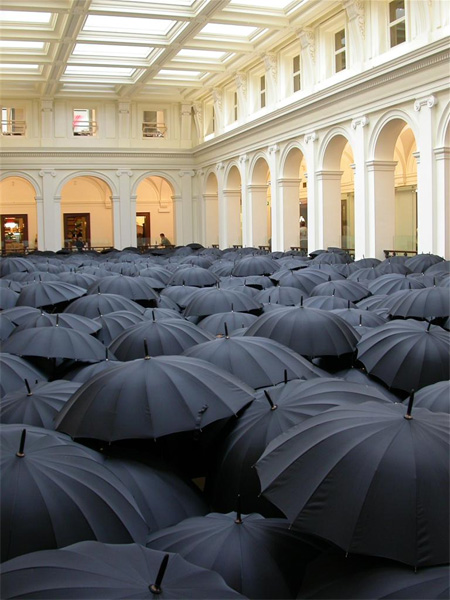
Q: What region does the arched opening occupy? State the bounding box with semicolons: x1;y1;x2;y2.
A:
60;176;114;250
372;118;417;257
136;176;175;247
223;165;242;247
248;157;271;248
281;147;307;252
204;172;219;247
0;176;38;254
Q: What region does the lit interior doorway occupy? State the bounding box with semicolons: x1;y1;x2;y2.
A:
1;214;28;254
63;213;90;249
136;212;151;248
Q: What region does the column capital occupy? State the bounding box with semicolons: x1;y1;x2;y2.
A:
195;169;205;177
239;154;249;164
116;169;133;177
118;102;130;114
54;195;61;204
215;162;225;171
178;170;195;177
181;103;192;117
39;169;56;177
316;170;344;181
351;115;369;129
412;151;420;164
268;144;279;154
262;52;277;83
343;0;365;38
414;95;438;112
304;132;317;144
235;72;247;98
366;160;398;172
40;99;53;112
297;28;315;62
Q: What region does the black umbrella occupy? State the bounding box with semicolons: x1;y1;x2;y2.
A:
0;256;34;276
94;310;145;345
245;306;360;358
0;287;19;309
310;280;370;302
58;271;99;288
270;268;328;294
14;311;101;335
405;253;444;273
0;353;47;398
167;266;220;287
406;380;450;413
356;320;450;391
101;455;208;533
231;255;280;277
109;319;214;360
183;334;325;389
0;314;15;341
2;326;112;362
347;266;379;281
332;366;402;403
147;511;320;600
183;287;262;317
197;310;259;336
303;295;357;310
86;275;159;306
330;308;387;328
160;285;200;308
386;286;450;319
16;280;86;308
138;265;172;283
1;425;149;561
254;285;306;306
0;379;82;429
375;261;410;276
207;378;391;517
0;541;245;599
55;355;255;441
299;552;450;599
62;355;124;384
0;278;22;292
63;292;145;318
1;306;43;325
256;400;449;567
368;273;425;295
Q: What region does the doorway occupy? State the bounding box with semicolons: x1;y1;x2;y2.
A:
64;213;91;249
1;214;28;254
136;212;151;248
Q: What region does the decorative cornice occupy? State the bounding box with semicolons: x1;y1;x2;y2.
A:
1;151;192;159
239;154;248;164
351;115;369;129
414;94;438;111
212;88;223;110
215;162;225;171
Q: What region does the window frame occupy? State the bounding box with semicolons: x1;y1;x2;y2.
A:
334;28;347;73
389;0;406;48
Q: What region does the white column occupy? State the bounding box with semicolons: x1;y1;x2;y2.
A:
263;53;278;105
239;154;249;247
111;195;120;249
343;0;366;68
203;192;219;247
297;29;315;91
40;99;54;142
278;178;301;251
268;144;280;250
38;169;60;251
115;169;133;250
118;102;130;144
366;161;397;258
212;89;223;133
35;195;44;251
235;72;247;121
181;104;192;141
177;170;195;245
434;148;450;258
130;194;137;248
303;132;318;253
247;184;268;248
351;116;370;259
414;95;438;255
316;170;344;250
193;169;204;244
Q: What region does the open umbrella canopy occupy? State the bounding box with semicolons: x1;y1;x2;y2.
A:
58;271;99;289
0;314;16;341
147;512;320;600
167;266;220;287
299;552;450;600
0;256;34;276
14;311;101;335
207;377;390;517
0;287;19;309
1;306;42;326
16;280;86;308
101;455;208;534
109;318;214;360
86;275;159;305
1;425;149;561
0;379;82;429
303;296;357;310
256;400;450;567
183;335;325;389
231;255;280;276
405;253;444;273
310;280;370;302
55;355;255;441
197;310;259;336
0;543;245;600
368;273;426;295
245;306;360;358
0;278;22;292
0;353;47;398
63;292;145;318
2;326;112;362
254;286;306;306
385;286;450;320
406;380;450;414
356;320;450;391
160;285;200;308
94;310;145;345
270;269;329;294
330;308;387;328
61;356;124;384
183;287;262;317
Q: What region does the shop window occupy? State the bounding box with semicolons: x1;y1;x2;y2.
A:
73;108;97;136
334;29;346;72
1;215;28;253
64;213;90;249
389;0;406;47
142;110;166;138
293;55;301;92
1;107;26;136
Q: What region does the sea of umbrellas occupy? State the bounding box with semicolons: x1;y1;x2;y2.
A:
0;244;449;599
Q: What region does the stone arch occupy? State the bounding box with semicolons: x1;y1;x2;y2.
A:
248;154;271;248
279;144;308;252
0;174;40;253
222;163;242;248
135;174;176;247
203;170;219;247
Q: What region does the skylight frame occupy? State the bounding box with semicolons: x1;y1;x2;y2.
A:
72;43;153;60
82;14;176;36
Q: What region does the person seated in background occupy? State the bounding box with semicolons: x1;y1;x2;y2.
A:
159;233;171;247
75;234;85;252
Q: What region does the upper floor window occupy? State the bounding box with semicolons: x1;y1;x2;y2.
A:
142;110;166;138
260;74;266;108
1;107;26;136
73;108;97;136
389;0;406;47
334;29;346;72
293;54;301;92
233;91;238;121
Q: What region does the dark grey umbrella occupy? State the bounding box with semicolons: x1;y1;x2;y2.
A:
0;379;81;429
160;285;200;308
197;310;259;336
0;287;19;309
183;287;262;317
232;255;280;276
406;380;450;413
1;306;43;325
183;334;325;389
375;261;411;276
386;286;450;319
58;271;99;289
0;314;15;341
109;318;214;360
303;295;357;310
245;306;360;358
14;311;101;335
63;292;145;318
0;256;34;276
356;320;450;391
86;275;159;305
405;253;444;273
330;308;387;328
94;310;145;345
1;424;148;561
147;511;320;600
55;355;255;441
0;542;245;599
207;377;391;517
0;278;23;292
167;266;220;287
310;280;370;302
0;353;47;398
16;281;86;308
333;366;402;403
270;268;328;294
254;286;306;306
368;273;426;295
256;400;450;567
62;356;124;384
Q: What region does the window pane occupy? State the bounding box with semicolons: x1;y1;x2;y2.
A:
390;0;405;23
390;21;406;46
73;109;96;136
293;73;301;92
293;55;300;72
260;75;265;91
261;91;266;108
335;30;345;51
335;51;346;72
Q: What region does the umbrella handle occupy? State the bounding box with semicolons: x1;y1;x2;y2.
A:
149;554;170;594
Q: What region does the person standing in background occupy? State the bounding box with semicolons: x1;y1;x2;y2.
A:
159;233;171;247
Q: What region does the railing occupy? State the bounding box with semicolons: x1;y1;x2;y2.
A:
73;120;97;136
1;120;26;136
142;122;167;138
383;249;417;258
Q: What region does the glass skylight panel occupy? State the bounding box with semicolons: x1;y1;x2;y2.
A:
73;44;152;59
65;65;135;77
0;11;52;23
177;49;226;59
0;41;45;50
200;23;258;37
229;0;293;7
83;15;175;35
0;63;39;69
157;69;202;77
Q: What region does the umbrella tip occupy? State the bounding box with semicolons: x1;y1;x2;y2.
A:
235;494;243;524
16;428;27;458
144;338;151;359
24;378;32;395
224;322;229;338
404;389;415;420
264;389;277;411
149;554;169;595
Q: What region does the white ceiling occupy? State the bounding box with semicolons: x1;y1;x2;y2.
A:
0;0;327;103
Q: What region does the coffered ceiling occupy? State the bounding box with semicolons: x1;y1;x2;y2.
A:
0;0;330;102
